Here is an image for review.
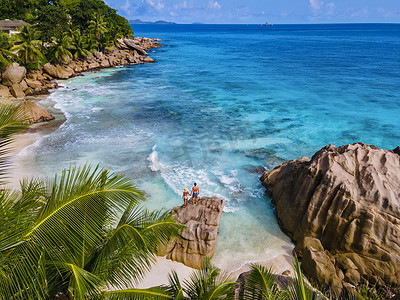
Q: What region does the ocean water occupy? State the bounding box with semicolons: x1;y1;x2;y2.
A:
21;24;400;272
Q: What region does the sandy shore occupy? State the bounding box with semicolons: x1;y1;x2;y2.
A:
8;124;295;287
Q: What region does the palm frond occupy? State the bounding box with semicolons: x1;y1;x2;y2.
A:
242;264;283;300
101;287;173;300
0;104;29;185
286;256;317;300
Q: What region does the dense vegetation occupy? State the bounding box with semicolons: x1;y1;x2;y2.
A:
0;0;133;70
0;104;184;299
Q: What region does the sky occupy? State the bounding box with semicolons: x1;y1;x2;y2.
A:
104;0;400;24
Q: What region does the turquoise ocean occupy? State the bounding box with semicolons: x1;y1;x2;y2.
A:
20;24;400;272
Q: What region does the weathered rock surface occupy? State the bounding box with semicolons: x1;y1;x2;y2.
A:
159;197;225;269
0;84;12;98
0;37;159;101
43;63;75;79
2;63;26;86
21;100;55;123
261;143;400;291
10;83;25;98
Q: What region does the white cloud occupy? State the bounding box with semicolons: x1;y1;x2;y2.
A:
326;2;334;8
121;0;131;15
309;0;323;10
207;0;222;10
144;0;164;11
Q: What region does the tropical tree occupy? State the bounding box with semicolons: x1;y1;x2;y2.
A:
0;104;28;184
286;257;318;300
14;25;45;68
0;32;18;70
163;257;237;300
241;264;284;300
88;13;108;50
70;30;92;59
0;103;185;299
48;35;74;63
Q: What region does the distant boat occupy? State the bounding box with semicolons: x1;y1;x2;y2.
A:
262;21;273;27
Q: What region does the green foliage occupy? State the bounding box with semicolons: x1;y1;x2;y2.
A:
242;265;283;300
35;5;70;42
47;34;73;63
70;30;92;59
0;104;28;184
163;257;237;300
0;32;18;70
14;25;45;68
0;104;184;299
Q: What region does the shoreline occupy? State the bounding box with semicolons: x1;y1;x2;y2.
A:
7;41;296;287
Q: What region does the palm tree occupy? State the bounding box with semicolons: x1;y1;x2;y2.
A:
88;13;108;50
163;257;237;300
0;32;18;70
0;104;28;184
241;265;284;300
70;31;91;60
14;25;44;67
48;35;74;63
286;257;318;300
0;103;185;299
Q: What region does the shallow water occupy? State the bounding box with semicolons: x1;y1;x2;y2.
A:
20;24;400;272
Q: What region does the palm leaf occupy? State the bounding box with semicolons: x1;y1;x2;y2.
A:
101;287;173;300
0;104;29;185
286;256;317;300
242;264;283;300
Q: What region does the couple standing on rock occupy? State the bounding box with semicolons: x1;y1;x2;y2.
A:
182;183;200;208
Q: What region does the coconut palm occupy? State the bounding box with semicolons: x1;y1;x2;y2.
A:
88;13;108;50
48;35;74;63
0;32;18;70
285;256;319;300
241;264;284;300
163;257;237;300
0;104;28;184
14;25;44;66
70;31;92;60
0;103;185;299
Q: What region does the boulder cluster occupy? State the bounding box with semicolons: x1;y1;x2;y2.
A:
159;197;225;269
0;37;161;123
0;37;160;99
261;143;400;293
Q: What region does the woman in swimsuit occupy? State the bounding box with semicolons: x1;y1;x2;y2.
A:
182;188;190;207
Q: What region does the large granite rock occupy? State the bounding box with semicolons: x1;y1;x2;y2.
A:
261;143;400;291
159;197;225;269
21;100;55;123
2;63;26;86
0;84;11;98
10;83;25;98
119;38;148;55
43;63;74;79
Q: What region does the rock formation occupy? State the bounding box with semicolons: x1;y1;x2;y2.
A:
0;37;161;100
159;197;225;269
261;143;400;292
21;100;55;123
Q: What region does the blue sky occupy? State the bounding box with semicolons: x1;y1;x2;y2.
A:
105;0;400;24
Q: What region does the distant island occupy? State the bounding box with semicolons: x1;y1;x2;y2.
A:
130;19;176;24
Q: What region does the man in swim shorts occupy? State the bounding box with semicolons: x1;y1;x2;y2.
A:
191;182;199;204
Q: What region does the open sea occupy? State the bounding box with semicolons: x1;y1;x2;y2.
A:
19;24;400;272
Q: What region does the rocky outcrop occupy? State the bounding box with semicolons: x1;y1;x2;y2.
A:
0;37;160;99
2;63;27;86
261;143;400;292
21;100;55;123
159;197;225;269
0;84;12;98
43;63;74;79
